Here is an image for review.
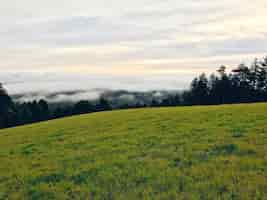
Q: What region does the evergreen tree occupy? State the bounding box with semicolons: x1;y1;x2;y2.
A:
189;73;210;105
0;83;16;128
73;101;94;115
96;98;112;111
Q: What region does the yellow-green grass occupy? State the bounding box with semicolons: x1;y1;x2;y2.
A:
0;103;267;199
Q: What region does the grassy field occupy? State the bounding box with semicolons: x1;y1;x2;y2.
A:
0;103;267;199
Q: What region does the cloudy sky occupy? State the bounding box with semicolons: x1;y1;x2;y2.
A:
1;0;267;94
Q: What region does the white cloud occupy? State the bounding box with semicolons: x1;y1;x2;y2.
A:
0;0;267;93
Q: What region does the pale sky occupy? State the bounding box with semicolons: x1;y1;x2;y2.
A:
1;0;267;94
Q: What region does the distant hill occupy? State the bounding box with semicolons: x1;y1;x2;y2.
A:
0;103;266;199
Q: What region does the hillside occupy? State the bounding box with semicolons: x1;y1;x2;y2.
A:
0;103;267;199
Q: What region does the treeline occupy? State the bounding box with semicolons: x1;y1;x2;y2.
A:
183;59;267;105
148;57;267;106
183;58;267;105
0;57;267;129
0;88;112;129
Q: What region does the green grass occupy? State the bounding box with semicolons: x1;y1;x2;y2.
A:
0;103;267;200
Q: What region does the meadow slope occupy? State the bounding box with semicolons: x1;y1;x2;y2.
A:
0;103;267;199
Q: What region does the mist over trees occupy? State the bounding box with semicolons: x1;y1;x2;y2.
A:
0;57;267;129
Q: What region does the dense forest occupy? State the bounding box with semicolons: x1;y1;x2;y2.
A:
1;57;267;129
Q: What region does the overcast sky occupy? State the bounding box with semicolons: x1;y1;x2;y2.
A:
1;0;267;94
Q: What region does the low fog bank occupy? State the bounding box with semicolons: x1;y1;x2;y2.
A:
2;70;193;106
11;89;179;108
11;89;106;103
1;70;193;94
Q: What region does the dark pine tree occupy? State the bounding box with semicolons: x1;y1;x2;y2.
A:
73;100;95;115
0;83;16;128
